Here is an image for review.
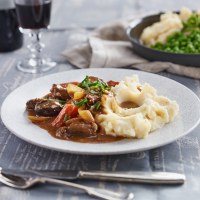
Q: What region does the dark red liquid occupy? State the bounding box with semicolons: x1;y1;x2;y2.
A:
15;1;51;29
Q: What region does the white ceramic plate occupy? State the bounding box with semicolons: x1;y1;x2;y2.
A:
1;69;200;155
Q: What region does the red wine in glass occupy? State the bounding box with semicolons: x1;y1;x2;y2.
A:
14;0;56;73
15;1;51;29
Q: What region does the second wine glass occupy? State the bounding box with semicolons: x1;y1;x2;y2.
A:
15;0;56;73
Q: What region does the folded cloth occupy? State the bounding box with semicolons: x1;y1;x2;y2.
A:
63;18;200;79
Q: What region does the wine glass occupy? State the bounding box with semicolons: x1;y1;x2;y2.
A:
14;0;56;73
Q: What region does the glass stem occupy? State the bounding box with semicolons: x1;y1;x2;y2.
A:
27;30;44;65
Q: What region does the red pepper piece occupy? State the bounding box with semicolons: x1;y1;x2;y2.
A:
107;80;119;87
51;104;78;127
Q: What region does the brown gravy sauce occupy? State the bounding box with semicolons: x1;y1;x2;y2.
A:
120;101;138;109
29;114;124;143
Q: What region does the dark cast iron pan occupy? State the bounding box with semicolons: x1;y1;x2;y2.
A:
127;13;200;67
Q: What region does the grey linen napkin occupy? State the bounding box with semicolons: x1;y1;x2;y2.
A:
63;18;200;79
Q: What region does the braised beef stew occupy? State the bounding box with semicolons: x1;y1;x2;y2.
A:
26;76;124;143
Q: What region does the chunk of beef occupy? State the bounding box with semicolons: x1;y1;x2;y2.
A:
56;118;98;138
26;98;44;111
107;80;119;87
88;76;106;85
55;127;69;139
88;76;99;82
86;93;101;106
50;84;70;100
35;100;62;116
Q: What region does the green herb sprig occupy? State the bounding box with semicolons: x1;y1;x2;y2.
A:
76;76;110;110
74;98;88;106
92;101;101;110
78;76;110;95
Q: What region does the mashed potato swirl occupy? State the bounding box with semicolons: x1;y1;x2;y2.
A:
96;75;179;139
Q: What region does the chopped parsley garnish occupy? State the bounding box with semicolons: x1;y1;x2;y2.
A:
75;76;111;109
78;76;91;90
78;76;110;95
74;98;88;106
55;99;66;105
93;101;101;110
90;90;101;95
45;98;66;105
